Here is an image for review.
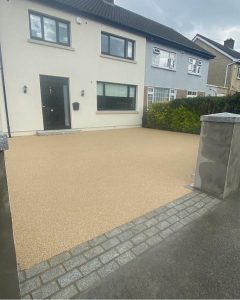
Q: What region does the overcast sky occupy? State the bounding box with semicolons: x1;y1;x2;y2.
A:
115;0;240;51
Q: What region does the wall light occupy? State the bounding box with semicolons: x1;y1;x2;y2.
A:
23;85;27;94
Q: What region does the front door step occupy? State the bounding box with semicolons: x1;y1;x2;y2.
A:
36;129;82;136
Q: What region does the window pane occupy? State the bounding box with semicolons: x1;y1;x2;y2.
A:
58;22;69;44
187;91;197;98
159;50;169;68
43;17;57;42
97;82;104;96
105;84;128;97
110;36;125;57
154;88;169;102
63;85;70;127
127;41;133;59
129;87;135;98
169;53;176;69
101;34;109;53
188;58;201;74
97;83;136;111
152;53;160;66
30;14;42;38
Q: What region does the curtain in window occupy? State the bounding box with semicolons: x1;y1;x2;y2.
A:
105;83;128;97
154;88;170;102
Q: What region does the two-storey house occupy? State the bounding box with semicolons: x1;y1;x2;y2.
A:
193;34;240;96
0;0;213;136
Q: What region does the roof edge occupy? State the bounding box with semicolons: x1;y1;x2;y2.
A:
33;0;215;59
149;35;215;59
193;34;238;61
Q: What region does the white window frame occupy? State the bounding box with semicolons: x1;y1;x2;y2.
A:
237;66;240;79
187;90;198;98
152;47;176;71
147;87;176;106
188;58;202;76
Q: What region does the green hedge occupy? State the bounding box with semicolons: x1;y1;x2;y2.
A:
143;93;240;134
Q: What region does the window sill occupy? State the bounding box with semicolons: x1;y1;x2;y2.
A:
188;72;201;77
100;54;137;64
96;111;139;115
27;39;75;51
152;65;176;72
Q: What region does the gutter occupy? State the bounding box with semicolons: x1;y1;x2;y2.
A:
35;0;214;60
0;45;11;138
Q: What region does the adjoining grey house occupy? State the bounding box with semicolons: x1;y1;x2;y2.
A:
144;34;214;108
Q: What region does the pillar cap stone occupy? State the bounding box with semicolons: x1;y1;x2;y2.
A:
201;112;240;123
0;132;8;151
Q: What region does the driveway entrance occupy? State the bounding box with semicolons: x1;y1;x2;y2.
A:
5;128;199;269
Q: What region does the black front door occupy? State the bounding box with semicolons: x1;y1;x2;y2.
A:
40;75;71;130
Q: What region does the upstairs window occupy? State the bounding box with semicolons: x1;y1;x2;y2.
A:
188;58;202;75
101;32;135;60
29;12;70;46
97;82;136;111
152;48;176;70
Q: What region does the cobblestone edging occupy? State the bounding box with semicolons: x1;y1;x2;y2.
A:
18;191;221;299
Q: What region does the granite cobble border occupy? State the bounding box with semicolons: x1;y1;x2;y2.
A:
18;191;222;299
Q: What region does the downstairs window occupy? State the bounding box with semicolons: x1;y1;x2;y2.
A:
147;87;176;105
97;82;136;111
187;91;198;98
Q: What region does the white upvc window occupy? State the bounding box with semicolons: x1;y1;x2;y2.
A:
152;48;176;70
147;87;176;105
188;58;202;75
187;91;198;98
237;67;240;79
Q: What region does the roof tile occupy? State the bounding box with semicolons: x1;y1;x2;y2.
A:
37;0;214;59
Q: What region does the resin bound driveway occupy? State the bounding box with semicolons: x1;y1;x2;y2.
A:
5;128;199;270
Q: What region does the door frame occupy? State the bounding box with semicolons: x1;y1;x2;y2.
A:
39;75;72;131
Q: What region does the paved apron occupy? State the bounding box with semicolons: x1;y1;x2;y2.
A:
18;191;221;299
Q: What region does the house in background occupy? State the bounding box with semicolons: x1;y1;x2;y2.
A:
0;0;212;136
193;34;240;96
144;33;214;108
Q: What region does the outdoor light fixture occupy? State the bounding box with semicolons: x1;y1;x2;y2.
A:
23;85;27;94
81;90;85;96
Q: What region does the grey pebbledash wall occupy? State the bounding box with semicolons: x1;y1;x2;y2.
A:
0;133;20;299
144;41;209;92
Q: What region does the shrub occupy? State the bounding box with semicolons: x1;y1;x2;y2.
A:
170;106;201;134
144;93;240;134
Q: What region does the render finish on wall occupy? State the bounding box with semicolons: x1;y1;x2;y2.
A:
145;41;209;92
0;0;146;135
